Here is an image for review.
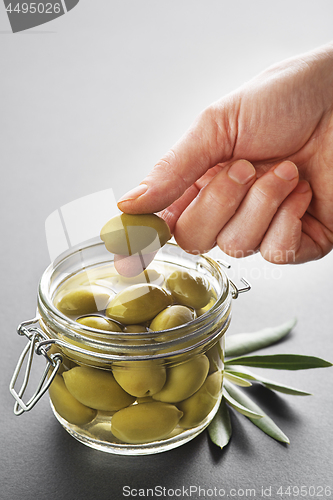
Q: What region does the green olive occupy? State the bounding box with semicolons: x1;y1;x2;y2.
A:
100;213;171;256
152;354;210;403
111;402;183;444
55;286;112;316
76;316;122;332
49;374;97;426
112;360;166;397
206;342;224;373
166;270;212;310
149;305;196;331
196;295;217;317
63;366;135;411
178;371;222;428
106;284;172;324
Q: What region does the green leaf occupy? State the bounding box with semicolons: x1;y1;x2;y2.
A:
260;379;312;396
223;388;263;419
225;354;332;370
225;318;297;357
224;380;290;443
225;367;312;396
224;371;253;387
208;398;232;449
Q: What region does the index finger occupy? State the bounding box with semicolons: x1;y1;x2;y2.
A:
117;104;237;214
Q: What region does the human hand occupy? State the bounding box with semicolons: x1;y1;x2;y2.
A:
118;44;333;264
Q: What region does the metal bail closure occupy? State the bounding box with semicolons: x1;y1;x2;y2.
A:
217;259;251;299
9;318;62;416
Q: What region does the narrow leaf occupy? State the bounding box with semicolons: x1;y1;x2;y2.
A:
225;318;297;357
224;367;257;381
224;371;253;387
225;367;312;396
208;398;232;449
224;380;290;443
225;353;332;370
223;388;263;419
261;380;312;396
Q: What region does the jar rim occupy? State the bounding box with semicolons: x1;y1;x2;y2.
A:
37;240;231;360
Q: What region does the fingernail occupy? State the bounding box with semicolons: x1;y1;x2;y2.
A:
118;184;148;203
294;180;311;194
228;160;256;185
274;161;298;181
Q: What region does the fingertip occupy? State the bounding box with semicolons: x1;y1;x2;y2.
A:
293;180;312;195
117;184;148;209
227;159;256;185
274;161;298;181
114;252;157;277
259;180;314;264
117;200;137;213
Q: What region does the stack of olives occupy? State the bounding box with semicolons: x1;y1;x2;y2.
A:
48;214;224;446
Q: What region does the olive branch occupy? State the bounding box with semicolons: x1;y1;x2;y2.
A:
208;318;332;447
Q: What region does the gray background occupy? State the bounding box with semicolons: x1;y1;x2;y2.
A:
1;2;333;499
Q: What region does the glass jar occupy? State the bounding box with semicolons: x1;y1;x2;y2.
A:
10;240;250;455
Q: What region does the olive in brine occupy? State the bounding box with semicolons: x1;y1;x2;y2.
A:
106;284;172;324
55;286;111;316
100;213;171;256
63;366;135;411
49;375;97;426
206;342;224;373
112;361;166;397
178;371;222;428
149;305;196;331
166;270;212;309
76;316;122;332
152;354;210;403
196;295;217;317
111;402;183;444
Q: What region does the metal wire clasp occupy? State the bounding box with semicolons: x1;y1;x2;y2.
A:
9;318;62;416
217;259;251;299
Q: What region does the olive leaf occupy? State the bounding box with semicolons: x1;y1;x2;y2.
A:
208;398;232;449
222;387;263;419
208;318;332;450
223;380;290;444
225;353;332;370
224;371;253;387
225;318;297;357
225;367;312;396
257;379;311;396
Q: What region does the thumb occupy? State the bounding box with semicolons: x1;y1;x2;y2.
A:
117;100;238;214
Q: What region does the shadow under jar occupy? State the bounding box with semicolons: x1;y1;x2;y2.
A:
11;241;242;455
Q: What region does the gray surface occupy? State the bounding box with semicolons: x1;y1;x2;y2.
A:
1;2;333;499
